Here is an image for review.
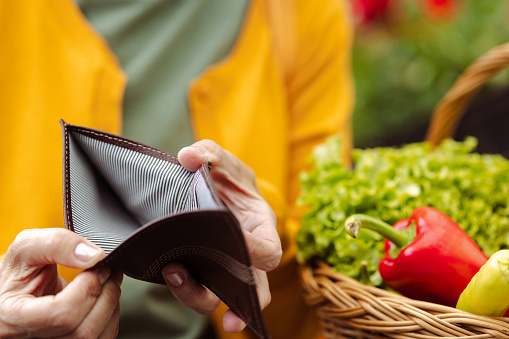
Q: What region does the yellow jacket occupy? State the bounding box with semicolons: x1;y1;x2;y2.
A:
0;0;353;338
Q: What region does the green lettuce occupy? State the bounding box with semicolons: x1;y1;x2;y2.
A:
296;137;509;288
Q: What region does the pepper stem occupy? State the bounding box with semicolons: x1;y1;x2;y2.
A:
345;214;409;248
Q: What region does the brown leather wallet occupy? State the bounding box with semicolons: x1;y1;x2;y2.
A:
61;120;270;339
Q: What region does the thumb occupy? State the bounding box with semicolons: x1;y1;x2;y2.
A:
177;140;255;188
177;143;211;172
5;228;105;270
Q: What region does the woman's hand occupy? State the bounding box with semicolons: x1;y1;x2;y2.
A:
0;228;123;338
162;139;282;332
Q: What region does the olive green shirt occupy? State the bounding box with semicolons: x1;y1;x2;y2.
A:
76;0;248;337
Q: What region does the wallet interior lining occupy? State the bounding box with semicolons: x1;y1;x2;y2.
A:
68;130;219;253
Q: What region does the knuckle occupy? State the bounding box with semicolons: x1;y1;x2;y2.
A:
199;139;220;152
13;229;33;242
42;231;60;251
265;260;278;272
102;282;121;308
7;229;40;265
80;272;103;298
49;312;81;334
249;244;281;272
9;228;72;263
197;139;223;159
268;245;283;271
264;257;280;272
11;229;36;250
194;296;220;315
89;282;103;299
71;325;94;339
46;229;78;254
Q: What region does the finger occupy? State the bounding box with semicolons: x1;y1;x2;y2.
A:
253;269;271;310
68;271;122;339
5;228;105;270
223;309;246;333
162;262;220;314
178;140;257;191
7;269;110;337
178;139;226;172
98;304;120;339
243;229;282;272
222;270;270;333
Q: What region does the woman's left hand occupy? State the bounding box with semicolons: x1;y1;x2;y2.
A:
161;139;282;332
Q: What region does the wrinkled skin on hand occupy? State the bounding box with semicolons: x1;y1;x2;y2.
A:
0;140;281;337
0;228;123;338
162;139;282;333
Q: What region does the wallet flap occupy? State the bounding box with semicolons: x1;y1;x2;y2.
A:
61;120;270;339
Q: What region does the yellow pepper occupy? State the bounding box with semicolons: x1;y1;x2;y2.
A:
456;249;509;317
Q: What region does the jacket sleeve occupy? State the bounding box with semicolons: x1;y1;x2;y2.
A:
260;1;355;339
286;0;354;213
273;0;355;260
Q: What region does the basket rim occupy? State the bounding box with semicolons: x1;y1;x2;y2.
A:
299;261;509;338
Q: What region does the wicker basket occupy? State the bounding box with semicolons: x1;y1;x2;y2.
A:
299;42;509;339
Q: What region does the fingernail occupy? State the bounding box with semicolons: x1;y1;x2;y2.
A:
98;269;111;285
75;243;99;262
166;272;184;287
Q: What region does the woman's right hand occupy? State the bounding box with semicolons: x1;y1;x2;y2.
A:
0;228;123;338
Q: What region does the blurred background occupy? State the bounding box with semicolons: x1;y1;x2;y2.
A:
349;0;509;157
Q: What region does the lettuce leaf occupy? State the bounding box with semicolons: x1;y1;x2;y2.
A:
297;137;509;288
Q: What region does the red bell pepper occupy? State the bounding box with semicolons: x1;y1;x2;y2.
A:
345;206;488;307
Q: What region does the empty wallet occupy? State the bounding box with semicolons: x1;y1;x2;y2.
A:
61;120;270;339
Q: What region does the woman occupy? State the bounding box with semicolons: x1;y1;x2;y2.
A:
0;0;354;338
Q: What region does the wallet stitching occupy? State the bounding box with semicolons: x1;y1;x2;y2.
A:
140;245;255;284
71;127;180;163
63;122;74;232
202;285;264;339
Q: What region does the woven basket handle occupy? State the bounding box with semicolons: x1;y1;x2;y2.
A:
425;42;509;146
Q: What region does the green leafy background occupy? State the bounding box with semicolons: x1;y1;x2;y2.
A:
352;0;509;148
